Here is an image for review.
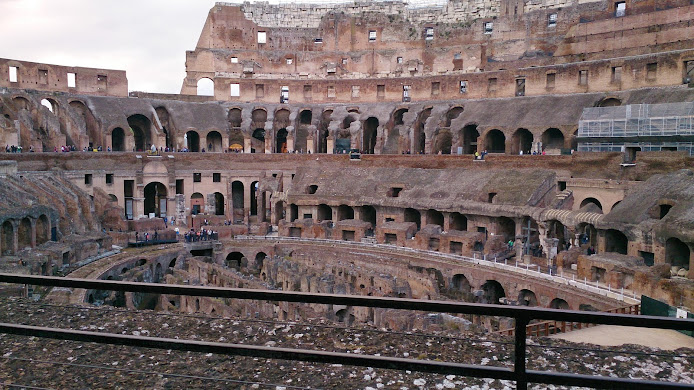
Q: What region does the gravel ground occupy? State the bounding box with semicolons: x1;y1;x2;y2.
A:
0;298;690;390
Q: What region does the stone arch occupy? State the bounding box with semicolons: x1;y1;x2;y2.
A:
154;262;163;282
318;109;332;153
155;106;174;150
40;98;57;114
577;223;598;247
276;128;288;153
144;182;167;218
12;96;32;111
404;208;421;230
433;129;452;154
251;108;267;125
229;128;244;152
36;215;49;246
497;217;516;242
461;124;479;155
337;205;354;221
1;221;14;255
214;192;225;216
579;197;603;214
255;252;267;269
228;108;242;128
111;128;125;151
18;217;32;250
665;237;690;270
518;289;538;306
197;77;214;96
185;130;200;152
225;251;244;270
317;204;332;221
484;129;506;153
542;128;565;151
451;274;471;300
427;209;444;227
605;229;628;255
511;128;533;155
274;108;291;130
412;108;432;154
127;114;153;152
444;106;464;127
250;181;259;217
361;205;377;227
252;128;265;153
549;298;570;310
481;280;506;305
362;117;378;154
231;181;244;221
69;100;101;148
450;213;467;231
596;97;622;107
206;131;223;152
191;192;204;215
289;204;299;222
299;109;312;125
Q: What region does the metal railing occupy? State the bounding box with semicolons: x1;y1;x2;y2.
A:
233;236;641;304
0;273;690;390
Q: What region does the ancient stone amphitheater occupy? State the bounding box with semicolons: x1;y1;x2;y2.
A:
0;0;693;388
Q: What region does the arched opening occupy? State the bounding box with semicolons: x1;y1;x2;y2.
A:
12;96;31;111
542;128;565;151
225;252;244;270
111;128;125;152
231;181;244;222
485;129;506;153
155;106;173;150
190;192;204;215
597;98;622;107
290;204;299;222
228;108;242;128
18;217;32;249
276;128;288;153
605;229;628;255
300;110;312;125
497;217;516;242
444;106;464;127
250;181;259;217
274;109;290;129
433;129;452;154
251;108;267;124
1;221;14;255
197;78;214;96
518;289;538;307
154;263;163;282
665;237;690;270
579;198;603;214
337;205;355;221
547;220;566;252
317;204;332;221
255;252;267;270
214;192;225;216
659;204;673;219
40;98;55;114
404;208;421;230
70;100;100;148
550;298;570;310
185;130;200;152
229;129;244;153
144;182;167;218
252;129;265;153
413;108;431;154
361;205;377;227
206;131;223;152
511;128;533;155
319;110;332;153
577;223;598;247
450;213;467;231
392;108;407;126
363;117;378;154
36;215;49;245
451;274;472;300
127;115;153;152
461;125;480;155
169;258;177;268
335;308;355;326
427;209;444;228
481;280;506;305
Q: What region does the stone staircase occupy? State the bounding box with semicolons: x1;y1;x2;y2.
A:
554;189;573;208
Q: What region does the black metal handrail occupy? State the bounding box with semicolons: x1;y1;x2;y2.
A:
0;273;692;390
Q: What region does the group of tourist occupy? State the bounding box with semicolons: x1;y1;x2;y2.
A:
4;145;23;153
134;230;161;243
183;228;218;242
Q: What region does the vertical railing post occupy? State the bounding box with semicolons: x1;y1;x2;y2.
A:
515;315;529;390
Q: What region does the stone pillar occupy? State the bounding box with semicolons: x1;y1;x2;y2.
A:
286;136;295;153
306;136;315;154
258;192;267;223
443;213;451;232
134;197;145;219
265;134;272;154
326;136;334;154
244;183;251;224
30;221;36;248
175;194;186;227
244;137;251;154
597;231;606;254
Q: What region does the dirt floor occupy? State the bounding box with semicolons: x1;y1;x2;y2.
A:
550;325;694;350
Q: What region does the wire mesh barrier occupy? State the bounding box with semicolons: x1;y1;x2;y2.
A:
0;273;691;389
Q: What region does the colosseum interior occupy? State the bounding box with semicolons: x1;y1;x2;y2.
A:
0;0;693;388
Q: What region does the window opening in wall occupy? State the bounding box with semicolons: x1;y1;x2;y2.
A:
342;58;348;65
454;53;462;60
659;204;673;219
38;69;48;84
97;75;107;89
256;84;264;98
106;174;114;185
368;30;377;42
286;58;293;65
488;192;497;203
646;63;657;81
515;78;525;96
578;70;588;85
397;57;403;64
615;2;626;17
548;13;558;27
327;85;336;98
280;86;289;103
460;80;468;94
558;181;567;191
377;85;385;99
257;31;267;44
213;173;221;183
684;60;694;84
67;72;76;88
431;82;440;96
612;66;622;83
640;251;655;266
484;22;493;34
351;85;360;98
546;73;556;89
193;173;201;183
314;37;323;44
488;78;497;92
388;187;403;197
306;185;318;194
176;179;184;194
402;85;411;102
9;66;18;83
231;57;238;63
230;83;240;97
425;27;434;40
85;174;92;186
